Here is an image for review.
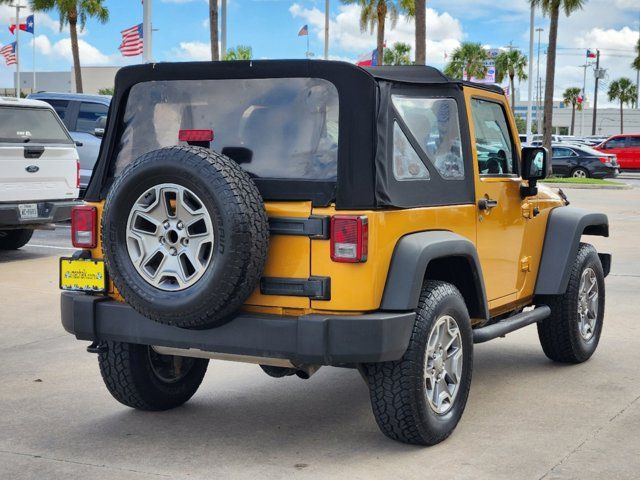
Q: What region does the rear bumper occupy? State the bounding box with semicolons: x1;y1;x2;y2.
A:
60;292;416;366
0;200;78;227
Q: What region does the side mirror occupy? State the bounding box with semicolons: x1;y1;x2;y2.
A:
94;115;107;138
520;146;548;198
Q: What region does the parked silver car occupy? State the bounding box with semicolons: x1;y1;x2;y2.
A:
28;92;111;196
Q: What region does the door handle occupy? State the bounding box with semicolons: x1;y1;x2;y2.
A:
478;198;498;210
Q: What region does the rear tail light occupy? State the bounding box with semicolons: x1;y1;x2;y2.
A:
598;156;611;164
330;215;368;263
76;159;80;189
71;205;97;248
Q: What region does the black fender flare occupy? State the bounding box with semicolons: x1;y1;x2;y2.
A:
380;230;489;320
534;207;609;296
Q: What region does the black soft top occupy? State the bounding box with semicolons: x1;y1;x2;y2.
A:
86;60;501;209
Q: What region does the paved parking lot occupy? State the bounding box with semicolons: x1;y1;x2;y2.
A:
1;185;640;480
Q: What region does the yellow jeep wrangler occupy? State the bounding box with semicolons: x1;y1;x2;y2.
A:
60;61;610;445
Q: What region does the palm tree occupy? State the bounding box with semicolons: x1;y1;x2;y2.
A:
607;78;638;133
14;0;109;93
495;49;528;111
342;0;407;66
209;0;219;60
443;42;488;81
562;87;582;135
383;42;411;65
223;45;252;61
530;0;586;151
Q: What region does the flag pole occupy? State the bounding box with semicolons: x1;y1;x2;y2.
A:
14;2;21;97
143;0;152;62
32;16;36;92
324;0;329;60
221;0;227;59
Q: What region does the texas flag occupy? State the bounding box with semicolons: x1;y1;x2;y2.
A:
586;49;597;59
9;14;34;35
356;48;378;67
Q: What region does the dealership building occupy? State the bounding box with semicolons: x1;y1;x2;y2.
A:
4;66;119;96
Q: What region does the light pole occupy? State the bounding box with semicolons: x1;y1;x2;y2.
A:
579;63;590;137
535;27;543;135
591;49;601;136
526;5;535;143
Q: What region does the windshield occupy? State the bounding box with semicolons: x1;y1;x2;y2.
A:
0;106;72;144
114;77;339;180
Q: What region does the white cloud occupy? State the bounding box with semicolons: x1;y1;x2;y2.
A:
289;3;463;65
30;34;118;66
171;41;212;61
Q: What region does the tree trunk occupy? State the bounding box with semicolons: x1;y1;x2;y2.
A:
414;0;426;65
620;102;624;134
542;4;559;152
570;104;576;136
376;1;386;66
69;11;83;94
210;0;219;60
510;73;515;111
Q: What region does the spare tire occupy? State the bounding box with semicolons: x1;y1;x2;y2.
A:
102;146;269;329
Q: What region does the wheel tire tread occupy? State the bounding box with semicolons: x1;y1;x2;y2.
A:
366;280;472;445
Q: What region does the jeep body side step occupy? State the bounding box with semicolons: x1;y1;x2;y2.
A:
473;306;551;344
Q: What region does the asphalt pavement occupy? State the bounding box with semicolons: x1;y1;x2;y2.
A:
1;186;639;480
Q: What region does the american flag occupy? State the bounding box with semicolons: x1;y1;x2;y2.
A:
0;42;16;66
119;23;143;57
297;24;308;36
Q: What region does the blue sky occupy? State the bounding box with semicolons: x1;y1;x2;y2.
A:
0;0;638;105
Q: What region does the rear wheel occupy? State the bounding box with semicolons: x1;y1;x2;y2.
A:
571;167;589;178
537;243;605;363
364;281;473;445
98;341;209;411
0;229;33;250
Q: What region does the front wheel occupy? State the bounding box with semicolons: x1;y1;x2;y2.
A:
537;243;605;363
98;342;209;410
364;281;473;445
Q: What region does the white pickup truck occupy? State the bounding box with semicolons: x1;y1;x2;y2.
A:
0;97;79;250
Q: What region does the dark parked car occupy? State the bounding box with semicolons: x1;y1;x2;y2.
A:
551;144;619;178
28;92;111;196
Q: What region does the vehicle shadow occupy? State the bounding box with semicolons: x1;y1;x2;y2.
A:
29;341;571;469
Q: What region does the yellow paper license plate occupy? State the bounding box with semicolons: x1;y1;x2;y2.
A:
60;258;107;292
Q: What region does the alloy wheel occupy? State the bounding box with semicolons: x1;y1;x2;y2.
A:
126;183;214;291
577;267;599;341
424;315;464;415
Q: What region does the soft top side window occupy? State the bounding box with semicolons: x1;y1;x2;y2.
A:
392;95;465;180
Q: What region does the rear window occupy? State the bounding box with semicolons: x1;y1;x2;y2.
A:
0;106;72;144
114;77;339;180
